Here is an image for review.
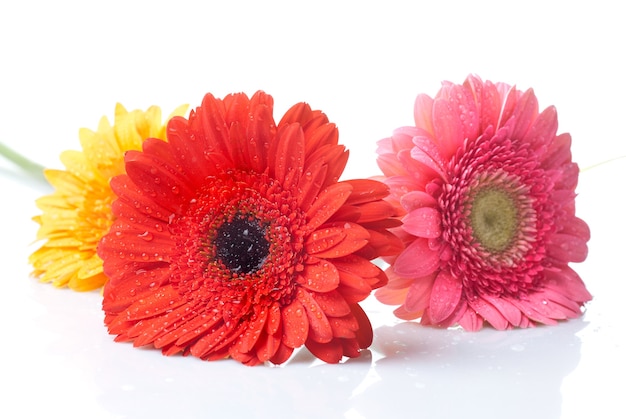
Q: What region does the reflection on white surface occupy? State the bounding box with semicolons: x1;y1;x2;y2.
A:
1;160;624;419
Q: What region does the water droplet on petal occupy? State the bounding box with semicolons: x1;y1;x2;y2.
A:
138;231;154;241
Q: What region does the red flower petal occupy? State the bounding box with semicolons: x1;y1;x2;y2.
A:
244;95;275;173
306;338;343;364
297;260;340;292
124;152;195;214
122;285;184;321
351;303;374;348
305;143;348;190
336;269;372;304
327;314;358;339
296;158;329;209
190;321;246;359
270;124;304;189
235;308;268;353
265;301;282;335
254;330;282;363
269;342;294;365
298;289;333;343
305;182;352;229
281;298;309;348
343;179;390;205
311;290;351;317
305;222;369;259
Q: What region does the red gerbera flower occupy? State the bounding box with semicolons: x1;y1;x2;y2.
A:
375;75;591;330
98;91;402;365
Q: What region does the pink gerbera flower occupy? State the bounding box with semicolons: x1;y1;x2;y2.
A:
375;75;591;330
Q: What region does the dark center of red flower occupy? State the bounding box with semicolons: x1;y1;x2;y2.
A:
215;214;270;274
169;170;307;311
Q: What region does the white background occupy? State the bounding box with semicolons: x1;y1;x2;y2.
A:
1;1;624;418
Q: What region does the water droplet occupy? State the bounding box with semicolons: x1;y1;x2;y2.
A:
138;231;154;241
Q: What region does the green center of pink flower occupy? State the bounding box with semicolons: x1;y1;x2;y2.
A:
469;187;518;253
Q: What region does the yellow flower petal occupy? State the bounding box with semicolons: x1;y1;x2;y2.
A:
30;103;188;291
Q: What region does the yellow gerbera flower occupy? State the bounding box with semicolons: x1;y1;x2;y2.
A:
29;103;188;291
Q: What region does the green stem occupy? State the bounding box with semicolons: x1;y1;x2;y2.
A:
0;142;48;183
581;155;626;172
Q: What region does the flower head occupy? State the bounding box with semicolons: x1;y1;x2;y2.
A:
98;91;402;365
376;75;591;330
30;103;187;291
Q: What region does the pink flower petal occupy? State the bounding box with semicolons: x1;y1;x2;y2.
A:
428;270;462;324
523;105;558;151
394;238;441;278
413;94;434;135
539;287;584;318
542;133;572;170
457;307;483;331
466;295;511;330
410;135;448;179
375;285;408;305
404;272;436;313
558;216;591;242
402;207;442;239
509;88;539;140
481;294;523;328
432;96;464;159
543;266;593;303
477;80;503;131
547;233;589;263
400;190;438;211
508;294;558;326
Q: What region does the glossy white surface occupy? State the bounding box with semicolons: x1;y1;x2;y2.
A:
2;162;624;419
1;1;624;418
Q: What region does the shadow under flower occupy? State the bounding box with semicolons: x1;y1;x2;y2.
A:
91;344;376;419
352;319;587;419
